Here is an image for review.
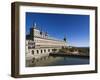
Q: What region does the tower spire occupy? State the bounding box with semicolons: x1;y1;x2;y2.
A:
34;22;36;27
32;22;37;29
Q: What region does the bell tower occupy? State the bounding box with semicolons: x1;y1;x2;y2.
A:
30;22;41;40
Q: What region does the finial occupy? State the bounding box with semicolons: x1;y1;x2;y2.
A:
34;22;36;27
32;21;37;28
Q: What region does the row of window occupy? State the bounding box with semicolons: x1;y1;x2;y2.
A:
28;42;35;45
31;49;51;55
28;46;35;49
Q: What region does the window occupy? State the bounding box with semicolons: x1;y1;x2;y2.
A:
52;49;54;51
41;50;42;53
37;50;39;54
48;49;50;52
44;49;46;53
31;42;34;45
28;46;31;49
52;49;57;52
32;46;35;49
32;50;34;55
28;41;35;45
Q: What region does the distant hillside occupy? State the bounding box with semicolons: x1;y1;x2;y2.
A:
75;47;89;56
59;47;89;56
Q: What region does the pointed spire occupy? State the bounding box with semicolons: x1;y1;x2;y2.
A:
32;22;37;28
34;22;36;27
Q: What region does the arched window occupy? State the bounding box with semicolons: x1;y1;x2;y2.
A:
32;50;34;55
44;49;46;53
41;50;42;53
37;50;39;54
48;49;50;52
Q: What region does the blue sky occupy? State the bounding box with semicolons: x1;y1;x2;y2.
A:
26;12;89;47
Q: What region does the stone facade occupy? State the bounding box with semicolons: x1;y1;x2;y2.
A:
26;23;67;60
